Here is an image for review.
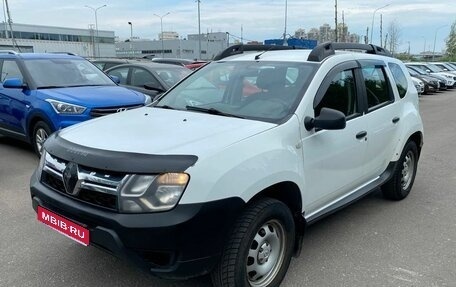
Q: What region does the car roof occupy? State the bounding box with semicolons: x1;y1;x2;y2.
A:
1;53;85;60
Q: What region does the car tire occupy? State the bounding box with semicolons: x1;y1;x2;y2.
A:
382;141;418;200
32;121;52;157
211;198;295;287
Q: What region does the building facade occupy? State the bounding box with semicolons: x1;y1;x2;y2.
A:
116;32;229;60
0;23;116;57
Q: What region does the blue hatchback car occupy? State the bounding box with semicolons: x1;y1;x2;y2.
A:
0;51;149;155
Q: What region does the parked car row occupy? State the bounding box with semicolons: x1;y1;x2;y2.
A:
405;62;456;95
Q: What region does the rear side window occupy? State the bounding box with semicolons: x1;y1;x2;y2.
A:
388;63;408;98
361;66;392;109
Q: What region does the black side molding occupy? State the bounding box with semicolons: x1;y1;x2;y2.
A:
43;132;198;173
305;161;398;224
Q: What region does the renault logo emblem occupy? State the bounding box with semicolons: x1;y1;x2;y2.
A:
63;162;80;196
116;107;128;113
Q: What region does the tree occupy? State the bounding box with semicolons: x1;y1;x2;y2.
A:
387;20;401;55
445;20;456;60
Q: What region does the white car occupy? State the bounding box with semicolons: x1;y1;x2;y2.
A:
31;43;424;287
411;76;425;94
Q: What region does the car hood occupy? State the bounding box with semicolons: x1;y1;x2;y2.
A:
38;86;145;107
58;107;276;157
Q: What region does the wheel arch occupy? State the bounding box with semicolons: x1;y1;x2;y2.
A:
26;112;55;142
248;181;306;257
408;131;423;159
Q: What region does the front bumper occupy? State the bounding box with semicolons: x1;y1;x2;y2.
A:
30;171;244;279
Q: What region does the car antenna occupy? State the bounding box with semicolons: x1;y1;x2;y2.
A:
255;46;275;60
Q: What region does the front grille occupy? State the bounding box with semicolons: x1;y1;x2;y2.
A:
41;153;125;211
90;104;143;118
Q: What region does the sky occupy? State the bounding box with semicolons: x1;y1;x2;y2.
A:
4;0;456;54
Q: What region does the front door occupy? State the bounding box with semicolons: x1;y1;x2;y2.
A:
301;63;369;216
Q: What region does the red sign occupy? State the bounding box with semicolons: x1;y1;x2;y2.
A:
37;206;90;246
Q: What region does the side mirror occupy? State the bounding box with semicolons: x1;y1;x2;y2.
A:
3;78;25;89
426;69;431;74
304;108;346;131
109;75;120;84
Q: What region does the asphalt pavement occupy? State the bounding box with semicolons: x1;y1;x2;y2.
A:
1;89;455;287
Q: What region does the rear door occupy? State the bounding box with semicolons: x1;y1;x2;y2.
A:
0;59;28;136
359;60;402;178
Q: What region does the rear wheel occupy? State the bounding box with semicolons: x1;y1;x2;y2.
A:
382;141;418;200
32;121;51;157
211;198;295;287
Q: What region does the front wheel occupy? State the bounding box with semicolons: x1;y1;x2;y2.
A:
32;121;52;157
212;198;295;287
382;141;419;200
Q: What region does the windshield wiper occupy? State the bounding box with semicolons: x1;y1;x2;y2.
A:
37;85;65;89
185;105;245;119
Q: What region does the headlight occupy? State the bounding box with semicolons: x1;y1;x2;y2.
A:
144;94;152;105
119;173;189;213
46;99;86;114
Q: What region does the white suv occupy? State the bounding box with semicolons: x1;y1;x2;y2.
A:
31;43;423;287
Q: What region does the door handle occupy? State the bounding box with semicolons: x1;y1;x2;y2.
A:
392;117;400;124
356;131;367;139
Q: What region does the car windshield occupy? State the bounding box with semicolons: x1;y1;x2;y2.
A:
423;64;442;73
155;61;317;123
154;67;192;87
24;58;115;88
408;65;427;75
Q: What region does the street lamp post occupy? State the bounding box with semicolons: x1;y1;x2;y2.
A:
128;22;133;57
432;25;448;61
197;0;201;60
128;21;133;39
85;4;107;58
283;0;288;45
154;12;170;58
370;4;390;45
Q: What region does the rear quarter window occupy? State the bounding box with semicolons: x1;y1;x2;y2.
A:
388;63;408;98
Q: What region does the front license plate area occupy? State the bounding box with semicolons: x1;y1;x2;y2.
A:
37;206;90;246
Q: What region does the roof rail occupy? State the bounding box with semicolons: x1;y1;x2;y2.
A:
213;44;302;61
0;50;19;55
307;42;392;62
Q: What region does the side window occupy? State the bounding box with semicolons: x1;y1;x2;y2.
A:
315;69;357;117
1;60;24;82
104;62;121;70
388;63;408;98
107;67;129;85
362;65;392;109
130;68;159;88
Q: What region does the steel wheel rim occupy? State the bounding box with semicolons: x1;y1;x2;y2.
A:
35;128;48;155
401;151;415;190
246;219;286;287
